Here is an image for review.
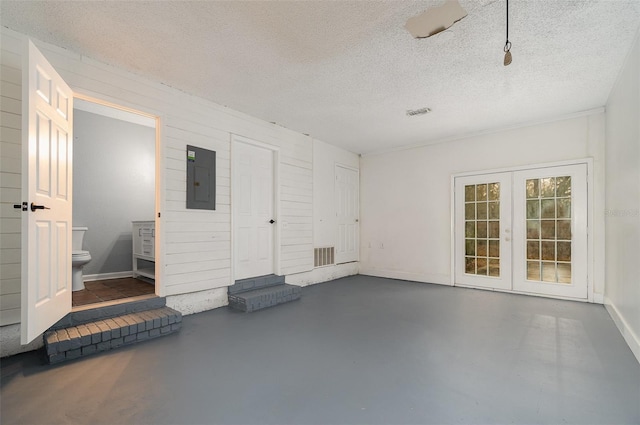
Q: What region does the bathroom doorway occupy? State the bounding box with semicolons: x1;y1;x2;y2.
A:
71;97;158;308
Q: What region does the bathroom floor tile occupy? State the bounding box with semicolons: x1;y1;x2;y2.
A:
72;278;155;306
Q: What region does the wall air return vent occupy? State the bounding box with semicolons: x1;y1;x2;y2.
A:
314;247;335;267
406;107;432;117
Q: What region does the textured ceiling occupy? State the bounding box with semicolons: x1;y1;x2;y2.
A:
2;1;639;154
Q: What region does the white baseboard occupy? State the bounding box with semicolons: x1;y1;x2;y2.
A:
358;268;452;286
285;262;359;287
593;293;604;304
83;271;134;282
604;296;640;364
166;287;228;316
0;323;44;358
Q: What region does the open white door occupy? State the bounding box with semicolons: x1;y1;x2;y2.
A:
21;40;73;344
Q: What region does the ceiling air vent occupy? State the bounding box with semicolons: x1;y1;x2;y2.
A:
406;107;432;117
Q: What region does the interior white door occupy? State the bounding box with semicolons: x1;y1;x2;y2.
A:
335;165;359;264
233;141;275;279
512;164;588;299
455;172;512;290
21;40;73;344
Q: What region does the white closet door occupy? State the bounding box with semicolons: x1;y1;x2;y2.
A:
233;141;275;279
335;165;359;264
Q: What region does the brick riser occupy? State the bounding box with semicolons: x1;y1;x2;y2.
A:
52;297;167;330
44;307;182;364
228;274;286;295
228;284;301;312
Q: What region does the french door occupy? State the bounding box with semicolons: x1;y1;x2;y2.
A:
455;164;588;300
455;172;512;290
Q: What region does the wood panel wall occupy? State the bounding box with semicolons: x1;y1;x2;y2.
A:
0;28;318;326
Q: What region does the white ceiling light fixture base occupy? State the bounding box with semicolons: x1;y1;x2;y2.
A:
405;0;468;38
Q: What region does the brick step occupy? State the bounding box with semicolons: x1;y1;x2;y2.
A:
44;307;182;364
52;296;167;330
228;274;286;295
228;283;301;312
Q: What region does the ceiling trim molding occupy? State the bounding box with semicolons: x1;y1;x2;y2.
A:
361;107;606;157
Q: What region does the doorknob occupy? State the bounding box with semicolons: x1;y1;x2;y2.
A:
30;203;50;212
269;219;276;224
14;202;27;211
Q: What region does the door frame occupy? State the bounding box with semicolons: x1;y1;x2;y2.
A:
450;158;595;302
72;93;163;297
230;134;280;283
20;40;163;344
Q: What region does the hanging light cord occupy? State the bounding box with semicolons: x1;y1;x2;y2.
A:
503;0;512;65
504;0;511;52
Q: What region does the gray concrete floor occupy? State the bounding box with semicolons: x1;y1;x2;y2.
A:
2;275;639;425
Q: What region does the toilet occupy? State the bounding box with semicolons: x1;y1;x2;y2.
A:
72;227;92;291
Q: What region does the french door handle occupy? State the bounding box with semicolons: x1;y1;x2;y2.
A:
14;202;27;211
30;203;50;212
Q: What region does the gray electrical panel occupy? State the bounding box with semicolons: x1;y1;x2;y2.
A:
186;145;216;210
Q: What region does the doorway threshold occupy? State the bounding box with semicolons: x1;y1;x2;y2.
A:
72;294;158;313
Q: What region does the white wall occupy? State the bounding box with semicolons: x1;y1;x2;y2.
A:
286;139;360;286
0;33;22;327
73;109;155;277
604;31;640;363
360;113;606;299
0;27;352;351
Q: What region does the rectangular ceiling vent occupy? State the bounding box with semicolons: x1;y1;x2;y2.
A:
406;107;432;117
314;247;335;268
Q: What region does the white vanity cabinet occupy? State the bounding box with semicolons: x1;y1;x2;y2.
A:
132;221;155;280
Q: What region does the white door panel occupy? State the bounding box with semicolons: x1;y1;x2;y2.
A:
22;40;73;344
455;172;512;290
233;140;275;279
512;164;588;299
335;165;359;264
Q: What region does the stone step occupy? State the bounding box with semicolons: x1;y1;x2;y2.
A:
228;283;301;312
44;307;182;364
228;274;286;295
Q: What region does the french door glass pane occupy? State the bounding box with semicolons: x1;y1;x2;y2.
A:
465;183;500;277
525;176;572;284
